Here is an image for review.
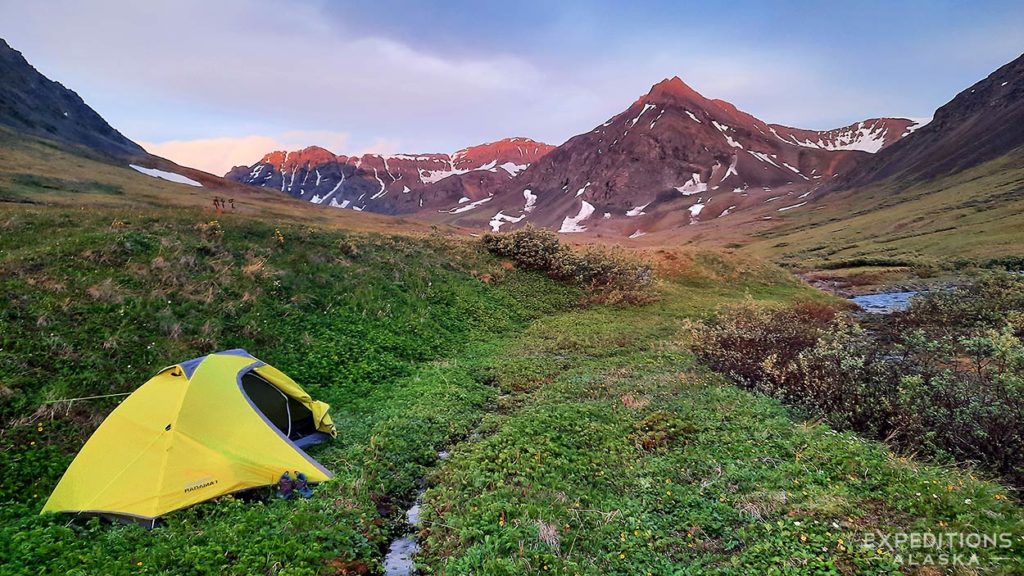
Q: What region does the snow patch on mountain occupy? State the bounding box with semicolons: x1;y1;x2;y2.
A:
675;173;708;196
129;165;202;187
489;211;525;232
559;201;595;233
445;197;492;214
778;201;808;212
500;162;529;176
628;103;657;128
523;189;538;212
626;202;650;217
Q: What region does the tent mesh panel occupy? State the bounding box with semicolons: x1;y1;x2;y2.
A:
240;372;316;440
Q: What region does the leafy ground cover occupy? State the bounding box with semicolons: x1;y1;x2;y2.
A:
0;203;579;575
418;273;1023;575
1;200;1021;575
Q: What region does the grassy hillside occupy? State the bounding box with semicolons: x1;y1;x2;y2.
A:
0;126;451;236
0;201;585;573
1;138;1021;574
744;148;1024;269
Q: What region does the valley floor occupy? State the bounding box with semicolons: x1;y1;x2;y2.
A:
0;205;1021;575
415;276;1024;575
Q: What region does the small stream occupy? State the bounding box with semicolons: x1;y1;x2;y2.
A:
849;290;918;314
382;490;423;575
382;450;449;575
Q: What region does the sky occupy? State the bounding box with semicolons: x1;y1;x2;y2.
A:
1;0;1022;174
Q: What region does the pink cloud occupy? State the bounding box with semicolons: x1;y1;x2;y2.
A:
140;130;352;175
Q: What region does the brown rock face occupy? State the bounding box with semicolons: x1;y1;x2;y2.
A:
453;138;554;172
443;76;917;235
226;137;553;214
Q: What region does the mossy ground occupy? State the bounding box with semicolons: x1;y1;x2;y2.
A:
418;281;1023;575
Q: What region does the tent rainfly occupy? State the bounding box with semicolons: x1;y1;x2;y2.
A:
42;349;336;526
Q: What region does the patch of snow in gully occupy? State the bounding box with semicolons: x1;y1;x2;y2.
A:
500;162;529;176
489;211;525;232
626;202;650;217
559;201;595;233
129;165;202;187
777;201;807;212
675;173;707;196
523;189;538;212
446;197;492;214
747;151;780;167
628;103;657;128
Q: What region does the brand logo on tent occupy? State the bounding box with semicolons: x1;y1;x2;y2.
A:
184;477;218;493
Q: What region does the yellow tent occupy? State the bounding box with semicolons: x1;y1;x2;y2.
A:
42;349;336;525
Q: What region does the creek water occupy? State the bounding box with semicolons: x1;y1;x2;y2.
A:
849;291;918;314
382;490;423;575
383;449;450;575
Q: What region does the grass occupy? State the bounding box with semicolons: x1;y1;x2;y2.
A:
1;137;1021;574
418;280;1023;575
743;148;1024;268
0;126;452;236
0;202;585;575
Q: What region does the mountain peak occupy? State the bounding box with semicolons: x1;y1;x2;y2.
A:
644;76;706;104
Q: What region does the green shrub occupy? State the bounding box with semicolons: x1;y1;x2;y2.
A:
984;255;1024;270
629;410;696;452
693;279;1024;488
898;272;1024;337
482;225;653;302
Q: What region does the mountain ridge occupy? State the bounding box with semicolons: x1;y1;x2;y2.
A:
833;52;1024;189
0;38;145;158
436;76;922;236
224;137;554;214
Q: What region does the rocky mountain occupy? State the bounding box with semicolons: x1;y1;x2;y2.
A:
836;52;1024;187
0;38;145;158
439;77;921;236
225;137;553;214
769;117;927;154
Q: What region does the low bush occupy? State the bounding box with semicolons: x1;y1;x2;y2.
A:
984;255;1024;270
816;256;922;270
897;272;1024;337
482;225;654;303
693;276;1024;488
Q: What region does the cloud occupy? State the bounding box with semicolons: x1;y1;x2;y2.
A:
140;130;352;175
2;0;548;153
4;0;1016;166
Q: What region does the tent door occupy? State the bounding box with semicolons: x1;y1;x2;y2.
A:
240;372;317;441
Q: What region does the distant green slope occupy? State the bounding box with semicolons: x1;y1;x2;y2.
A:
746;147;1024;268
0;126;452;236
